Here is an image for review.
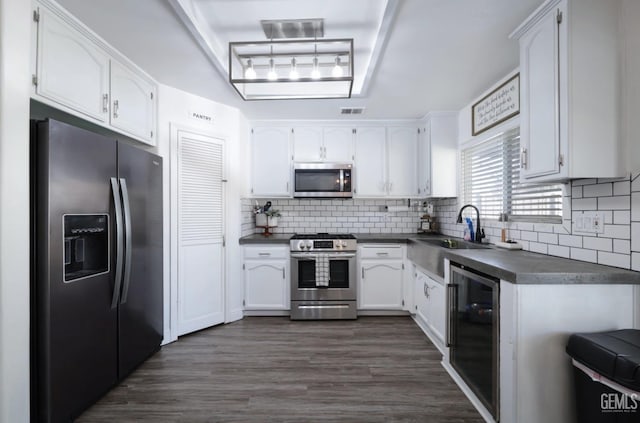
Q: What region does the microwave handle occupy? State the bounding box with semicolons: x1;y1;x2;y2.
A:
340;170;345;192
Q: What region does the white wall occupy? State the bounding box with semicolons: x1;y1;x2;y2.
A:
0;0;32;421
622;0;640;172
157;84;247;343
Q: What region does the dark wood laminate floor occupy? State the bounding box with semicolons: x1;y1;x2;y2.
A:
77;317;484;423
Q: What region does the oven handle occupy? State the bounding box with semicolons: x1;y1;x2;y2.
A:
290;253;356;259
447;283;458;348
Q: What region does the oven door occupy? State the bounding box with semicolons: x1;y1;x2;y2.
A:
290;252;356;301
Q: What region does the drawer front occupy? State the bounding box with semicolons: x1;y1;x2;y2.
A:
359;246;403;260
243;246;289;260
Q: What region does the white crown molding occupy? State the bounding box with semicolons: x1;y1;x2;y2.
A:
509;0;563;40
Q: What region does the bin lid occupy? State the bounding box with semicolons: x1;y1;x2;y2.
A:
566;329;640;391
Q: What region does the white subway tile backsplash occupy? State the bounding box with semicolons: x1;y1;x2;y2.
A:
583;237;613;252
601;224;631;239
520;231;538;242
614;181;631;196
632;174;640;192
632;223;640;252
572;198;598;210
529;242;548;254
559;234;583;248
598;252;630;268
548;245;570;258
538;232;558;244
633;253;640;272
572;186;583;199
571;248;598;263
614;239;631;255
614;210;631;225
632;193;640;221
583;183;612;198
598;196;630;210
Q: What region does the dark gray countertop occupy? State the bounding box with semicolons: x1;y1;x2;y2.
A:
238;232;640;285
443;248;640;285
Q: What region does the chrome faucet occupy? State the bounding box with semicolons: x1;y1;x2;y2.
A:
456;204;485;243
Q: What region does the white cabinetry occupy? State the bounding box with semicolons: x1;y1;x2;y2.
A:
511;0;623;181
387;127;418;197
35;4;110;123
250;127;291;197
109;60;156;141
354;127;387;197
354;126;419;198
419;113;458;197
243;246;289;311
413;268;446;352
358;245;405;310
292;126;353;162
32;1;157;145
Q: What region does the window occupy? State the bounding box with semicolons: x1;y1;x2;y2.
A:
461;127;563;222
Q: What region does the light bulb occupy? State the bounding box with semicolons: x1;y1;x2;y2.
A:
267;58;277;81
244;59;256;80
311;57;321;80
332;57;343;77
289;58;299;80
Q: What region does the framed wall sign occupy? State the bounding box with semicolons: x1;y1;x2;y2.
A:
472;73;520;136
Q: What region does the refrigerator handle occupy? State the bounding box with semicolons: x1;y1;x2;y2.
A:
110;178;124;309
120;178;133;304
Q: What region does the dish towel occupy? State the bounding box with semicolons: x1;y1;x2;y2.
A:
315;253;330;287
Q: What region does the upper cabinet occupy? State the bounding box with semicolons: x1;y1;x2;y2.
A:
292;126;353;162
32;0;157;145
419;113;458;197
354;126;419;198
511;0;623;181
250;127;291;197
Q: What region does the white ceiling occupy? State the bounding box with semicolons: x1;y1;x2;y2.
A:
56;0;542;120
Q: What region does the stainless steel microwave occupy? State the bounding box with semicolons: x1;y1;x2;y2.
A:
293;163;353;198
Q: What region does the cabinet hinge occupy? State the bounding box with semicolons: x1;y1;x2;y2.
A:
243;299;245;306
251;188;254;194
291;128;294;134
222;235;226;247
33;9;40;22
150;130;153;138
557;9;563;24
32;74;38;87
402;300;405;306
559;154;564;166
150;92;154;100
352;128;356;134
402;263;405;270
251;128;254;134
417;128;420;134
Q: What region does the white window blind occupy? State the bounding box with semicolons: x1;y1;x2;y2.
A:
461;128;563;222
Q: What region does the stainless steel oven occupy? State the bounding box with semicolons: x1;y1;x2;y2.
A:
448;262;500;420
290;233;357;320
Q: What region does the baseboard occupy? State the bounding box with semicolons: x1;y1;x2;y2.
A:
225;309;244;323
357;310;411;316
243;310;290;317
411;315;445;354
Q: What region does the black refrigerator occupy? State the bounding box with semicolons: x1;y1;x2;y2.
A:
31;119;163;422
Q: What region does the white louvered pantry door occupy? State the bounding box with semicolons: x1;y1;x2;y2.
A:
177;130;225;335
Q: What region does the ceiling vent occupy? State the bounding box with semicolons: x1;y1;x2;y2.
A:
340;107;365;115
261;19;324;39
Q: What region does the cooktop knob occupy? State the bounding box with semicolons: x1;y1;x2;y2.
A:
297;241;306;251
305;241;313;250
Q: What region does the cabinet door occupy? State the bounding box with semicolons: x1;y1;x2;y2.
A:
244;260;289;309
36;6;110;122
354;127;386;197
418;124;431;196
359;260;403;309
110;60;156;144
250;127;291;196
292;127;323;161
387;127;418;197
414;272;429;323
323;127;354;162
520;8;561;179
426;276;445;344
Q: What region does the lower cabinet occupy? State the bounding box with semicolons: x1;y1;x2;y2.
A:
243;246;289;311
414;267;446;351
358;245;406;310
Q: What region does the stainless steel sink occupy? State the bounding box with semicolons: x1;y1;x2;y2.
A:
417;238;491;250
407;237;491;278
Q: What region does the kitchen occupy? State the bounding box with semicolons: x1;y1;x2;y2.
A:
1;0;640;422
